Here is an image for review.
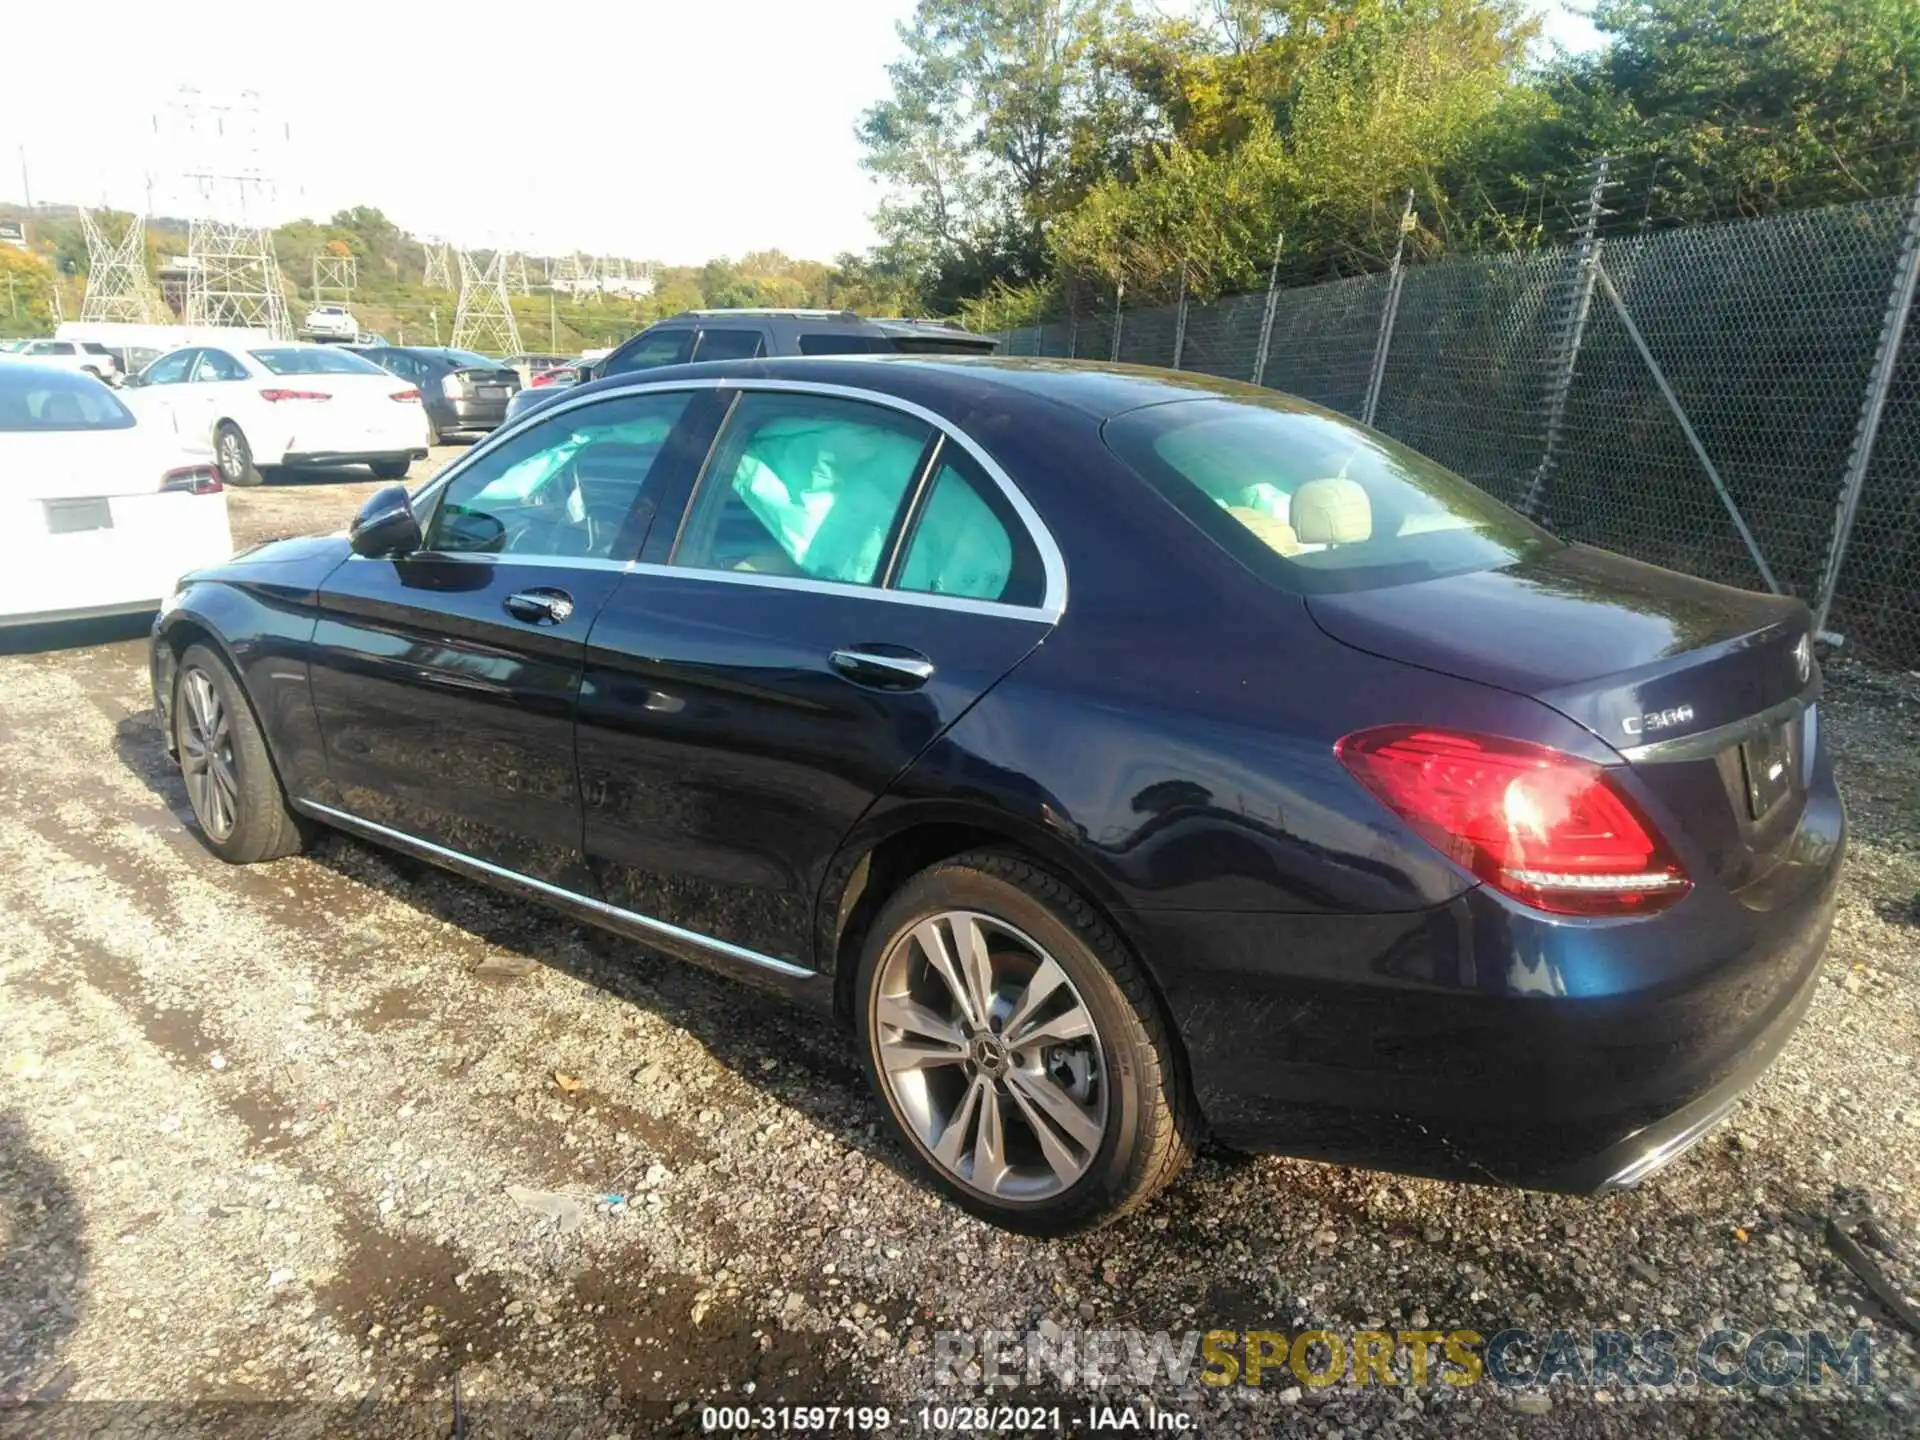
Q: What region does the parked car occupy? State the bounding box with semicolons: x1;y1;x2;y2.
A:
0;337;123;383
151;356;1841;1234
1;363;230;627
504;310;996;422
123;341;430;485
302;305;359;342
502;353;571;385
527;359;582;389
351;345;522;443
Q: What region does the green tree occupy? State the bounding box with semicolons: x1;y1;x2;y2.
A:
0;247;58;337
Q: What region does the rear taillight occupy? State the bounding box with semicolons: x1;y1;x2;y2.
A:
260;388;331;402
160;464;223;495
1335;726;1690;916
390;388;422;403
440;374;464;399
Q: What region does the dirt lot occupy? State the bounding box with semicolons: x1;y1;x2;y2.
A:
2;457;1918;1437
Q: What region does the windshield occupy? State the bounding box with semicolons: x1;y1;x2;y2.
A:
250;347;385;376
0;366;136;431
1104;397;1560;594
439;349;499;369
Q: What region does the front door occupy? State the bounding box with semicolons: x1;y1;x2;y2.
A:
308;388;721;889
577;386;1058;968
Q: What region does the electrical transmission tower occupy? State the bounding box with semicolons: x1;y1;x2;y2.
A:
503;250;531;294
452;250;522;355
312;253;357;303
550;252;596;296
165;88;293;336
80;209;170;323
422;240;454;290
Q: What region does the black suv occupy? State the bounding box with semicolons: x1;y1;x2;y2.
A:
504;309;996;422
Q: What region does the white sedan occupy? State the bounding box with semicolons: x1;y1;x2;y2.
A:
123;341;431;486
0;364;233;628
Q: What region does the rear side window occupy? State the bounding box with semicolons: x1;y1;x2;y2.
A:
896;451;1043;605
604;330;693;376
796;333;891;356
0;367;135;430
672;392;931;586
1104;397;1561;594
692;329;765;362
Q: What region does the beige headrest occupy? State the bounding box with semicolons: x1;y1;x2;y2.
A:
1226;506;1302;557
1292;478;1372;544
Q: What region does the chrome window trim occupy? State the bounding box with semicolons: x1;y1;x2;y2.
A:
408;376;1068;621
345;549;636;575
295;801;814;979
1617;691;1813;764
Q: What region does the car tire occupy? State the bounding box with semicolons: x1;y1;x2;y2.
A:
172;643;307;865
215;422;263;487
369;458;411;481
855;850;1196;1234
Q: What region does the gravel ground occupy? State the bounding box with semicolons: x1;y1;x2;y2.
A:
1;460;1917;1437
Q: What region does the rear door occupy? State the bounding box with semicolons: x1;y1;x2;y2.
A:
690;327;768;362
577;383;1061;968
307;387;724;888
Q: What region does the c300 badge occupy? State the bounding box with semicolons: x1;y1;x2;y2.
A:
1623;705;1695;737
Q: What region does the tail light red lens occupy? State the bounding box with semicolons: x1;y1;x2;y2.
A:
259;388;331;402
1335;726;1690;916
389;388;422;403
160;464;223;495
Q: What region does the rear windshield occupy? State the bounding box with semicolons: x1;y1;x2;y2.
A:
439;349;499;369
0;367;135;431
1104;397;1560;594
797;333;893;356
250;347;385;376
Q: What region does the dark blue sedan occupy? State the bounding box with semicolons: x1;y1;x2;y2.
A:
150;356;1843;1233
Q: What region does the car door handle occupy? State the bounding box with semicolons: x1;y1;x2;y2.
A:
503;587;575;625
829;647;935;689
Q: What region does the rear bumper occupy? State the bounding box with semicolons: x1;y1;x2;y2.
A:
448;396;511;429
1140;769;1845;1193
0;494;233;627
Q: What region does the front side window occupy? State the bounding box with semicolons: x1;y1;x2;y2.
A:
423;392;692;559
141;350;197;385
672;392;931;585
195;350;249;382
692;329;765;362
897;452;1041;605
250;347;386;376
28;341;75;356
0;366;136;430
1104;397;1561;594
604;330;693;377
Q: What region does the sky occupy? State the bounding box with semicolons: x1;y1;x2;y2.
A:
2;0;1599;267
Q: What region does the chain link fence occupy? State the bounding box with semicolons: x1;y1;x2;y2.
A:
1011;177;1920;668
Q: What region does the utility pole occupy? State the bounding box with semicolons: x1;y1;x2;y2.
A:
551;290;558;349
431;307;440;345
1252;227;1286;387
18;145;31;214
1361;190;1416;428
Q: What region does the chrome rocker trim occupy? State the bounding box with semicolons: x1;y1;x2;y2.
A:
295;800;819;986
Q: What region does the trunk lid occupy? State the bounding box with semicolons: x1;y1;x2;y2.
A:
1307;543;1818;888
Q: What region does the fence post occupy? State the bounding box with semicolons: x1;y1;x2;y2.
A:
1520;155;1611;519
1252;227;1286;387
1814;167;1920;638
1361;190;1416;427
1110;282;1124;362
1172;265;1189;369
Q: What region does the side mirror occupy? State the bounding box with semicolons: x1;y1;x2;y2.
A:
349;484;423;557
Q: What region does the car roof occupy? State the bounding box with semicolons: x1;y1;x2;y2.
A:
565;353;1280;424
647;309;992;345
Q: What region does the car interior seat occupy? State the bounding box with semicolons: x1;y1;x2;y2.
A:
1291;477;1372;545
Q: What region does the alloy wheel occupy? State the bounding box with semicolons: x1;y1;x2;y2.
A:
179;668;239;842
872;910;1108;1201
219;431;245;480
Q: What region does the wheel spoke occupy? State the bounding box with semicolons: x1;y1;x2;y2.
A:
875;992;969;1074
951;915;999;1032
1007;1067;1104;1154
913;919;982;1030
931;1074;985;1169
1006;1074;1094;1184
1002;956;1071;1043
1007;1004;1095;1051
972;1083;1009;1194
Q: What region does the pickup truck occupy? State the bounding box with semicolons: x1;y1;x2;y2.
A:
0;337;123;383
